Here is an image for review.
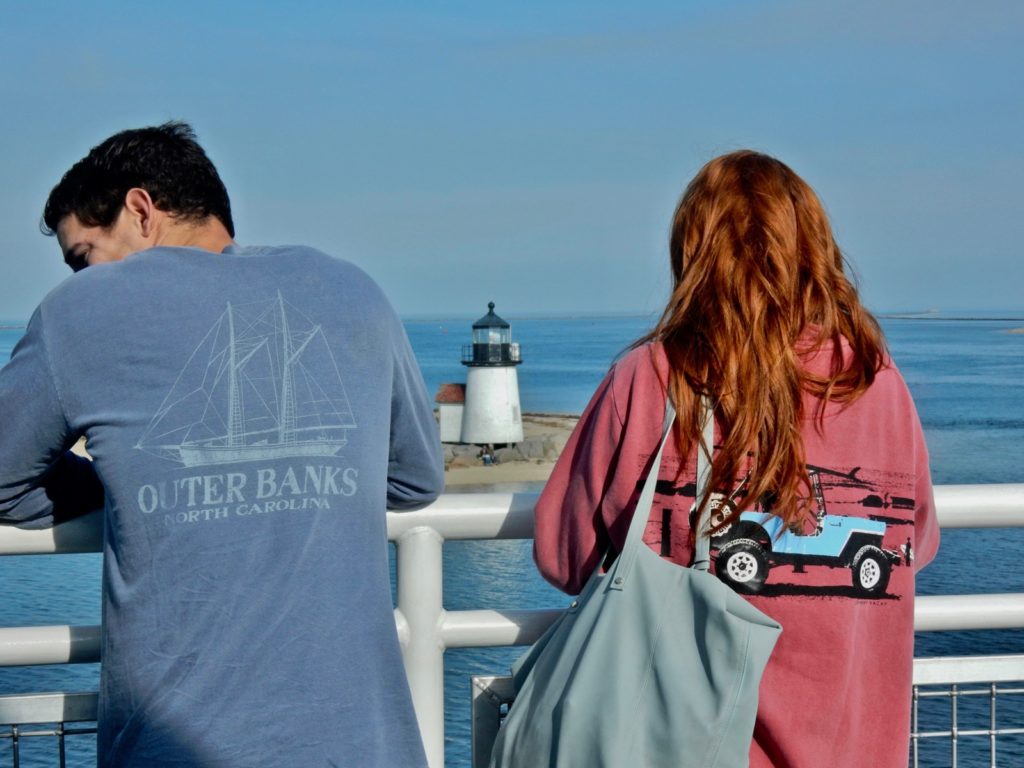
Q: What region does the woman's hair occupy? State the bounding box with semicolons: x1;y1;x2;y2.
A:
637;150;886;530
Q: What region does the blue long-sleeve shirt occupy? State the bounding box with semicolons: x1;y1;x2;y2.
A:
0;244;444;767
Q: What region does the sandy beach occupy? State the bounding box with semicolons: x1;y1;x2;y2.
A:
443;413;578;487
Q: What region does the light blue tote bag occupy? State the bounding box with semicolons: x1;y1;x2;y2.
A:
489;399;782;768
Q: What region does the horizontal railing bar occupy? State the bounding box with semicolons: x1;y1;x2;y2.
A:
913;654;1024;685
7;595;1024;669
437;595;1024;646
913;594;1024;632
0;727;89;738
2;659;1019;727
916;728;1024;738
1;484;1022;556
0;496;538;555
931;484;1024;528
0;692;97;724
0;626;100;666
916;687;1024;697
389;495;538;540
435;595;1024;647
440;609;564;648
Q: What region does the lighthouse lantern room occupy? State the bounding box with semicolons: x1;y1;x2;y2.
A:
459;302;523;444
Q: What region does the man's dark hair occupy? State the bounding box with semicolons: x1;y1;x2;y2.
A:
42;121;234;237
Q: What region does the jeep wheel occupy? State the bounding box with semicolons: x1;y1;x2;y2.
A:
851;545;891;596
716;539;769;595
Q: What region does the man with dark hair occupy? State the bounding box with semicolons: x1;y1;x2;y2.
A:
42;122;235;272
0;122;443;767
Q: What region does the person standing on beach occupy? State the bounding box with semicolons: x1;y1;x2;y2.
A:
0;122;443;767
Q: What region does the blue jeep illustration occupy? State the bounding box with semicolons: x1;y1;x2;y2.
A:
702;470;904;596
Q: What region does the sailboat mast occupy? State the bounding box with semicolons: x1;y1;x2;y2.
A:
278;291;296;445
226;303;244;447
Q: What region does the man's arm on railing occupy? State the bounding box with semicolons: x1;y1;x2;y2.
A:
0;309;103;528
386;312;445;511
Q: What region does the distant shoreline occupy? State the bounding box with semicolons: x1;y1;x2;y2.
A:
403;310;656;321
878;314;1024;322
4;316;1024;329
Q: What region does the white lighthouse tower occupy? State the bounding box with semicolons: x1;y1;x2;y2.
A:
460;302;523;444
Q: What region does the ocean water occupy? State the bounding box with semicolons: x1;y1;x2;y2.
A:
0;315;1022;767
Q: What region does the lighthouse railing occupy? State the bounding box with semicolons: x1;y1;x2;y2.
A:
0;484;1023;768
461;343;521;364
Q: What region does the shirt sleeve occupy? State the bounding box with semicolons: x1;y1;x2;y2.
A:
0;309;103;528
533;366;625;595
911;413;939;573
386;319;444;511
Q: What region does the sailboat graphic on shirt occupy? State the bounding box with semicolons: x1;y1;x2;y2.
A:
136;291;356;467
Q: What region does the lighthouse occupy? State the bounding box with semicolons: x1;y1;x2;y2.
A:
460;302;523;444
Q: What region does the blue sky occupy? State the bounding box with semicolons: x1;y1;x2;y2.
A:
1;0;1021;320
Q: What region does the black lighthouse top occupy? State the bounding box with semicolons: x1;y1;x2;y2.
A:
462;302;522;367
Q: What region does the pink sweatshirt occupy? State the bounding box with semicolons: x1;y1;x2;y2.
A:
534;342;939;768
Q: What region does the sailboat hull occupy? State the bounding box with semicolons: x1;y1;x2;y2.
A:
177;439;345;468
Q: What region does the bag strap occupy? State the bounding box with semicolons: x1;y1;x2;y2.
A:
692;397;715;572
610;395;716;590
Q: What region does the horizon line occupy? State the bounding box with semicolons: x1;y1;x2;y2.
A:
4;308;1024;331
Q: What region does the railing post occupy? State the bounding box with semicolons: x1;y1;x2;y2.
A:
395;525;446;768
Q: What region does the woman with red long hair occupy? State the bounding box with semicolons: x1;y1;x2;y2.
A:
534;150;939;767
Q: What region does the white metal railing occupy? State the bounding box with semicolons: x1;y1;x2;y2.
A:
1;483;1023;767
911;658;1024;768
